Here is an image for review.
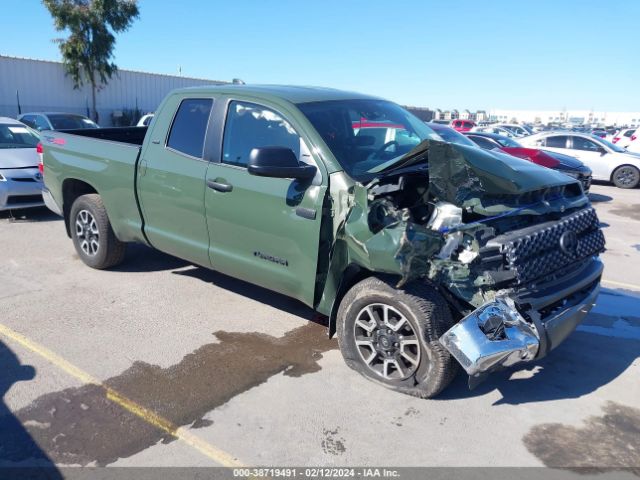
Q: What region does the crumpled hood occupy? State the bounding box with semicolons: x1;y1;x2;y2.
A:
0;148;39;169
428;141;583;206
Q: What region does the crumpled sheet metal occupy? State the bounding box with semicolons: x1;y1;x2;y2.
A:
427;142;486;206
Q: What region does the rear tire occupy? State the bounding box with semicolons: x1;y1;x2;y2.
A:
612;165;640;189
337;277;459;398
69;194;126;269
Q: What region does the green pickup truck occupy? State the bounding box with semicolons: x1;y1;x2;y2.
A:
41;85;605;397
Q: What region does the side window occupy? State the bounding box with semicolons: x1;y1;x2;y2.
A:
624;130;634;138
166;98;213;158
34;116;50;131
572;137;600;152
222;101;300;167
545;136;568;148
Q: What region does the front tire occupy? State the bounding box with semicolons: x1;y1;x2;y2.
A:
337;277;459;398
612;165;640;189
69;194;126;269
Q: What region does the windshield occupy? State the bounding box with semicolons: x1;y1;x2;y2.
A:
596;136;627;153
49;115;99;130
297;99;439;180
427;123;477;147
0;124;40;149
496;136;522;148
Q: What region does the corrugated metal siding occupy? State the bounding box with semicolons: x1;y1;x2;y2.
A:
0;55;225;125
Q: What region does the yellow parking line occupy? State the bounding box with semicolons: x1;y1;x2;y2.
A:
0;322;243;467
602;278;640;292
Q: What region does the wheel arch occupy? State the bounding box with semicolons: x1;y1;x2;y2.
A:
327;264;400;338
62;178;99;237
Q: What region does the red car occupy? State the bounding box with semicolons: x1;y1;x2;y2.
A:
450;119;476;132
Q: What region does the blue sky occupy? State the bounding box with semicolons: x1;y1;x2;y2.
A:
2;0;638;111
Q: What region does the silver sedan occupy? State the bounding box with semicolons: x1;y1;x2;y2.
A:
0;118;44;211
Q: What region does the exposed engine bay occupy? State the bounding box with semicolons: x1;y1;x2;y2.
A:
333;141;606;382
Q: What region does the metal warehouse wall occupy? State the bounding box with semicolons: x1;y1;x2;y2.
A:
0;55;226;125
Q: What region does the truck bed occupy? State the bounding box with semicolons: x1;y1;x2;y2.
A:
42;127;148;244
59;126;148;145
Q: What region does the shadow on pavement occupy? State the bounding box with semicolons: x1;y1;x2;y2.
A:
588;192;613;203
110;243;189;273
438;288;640;405
174;265;325;325
0;341;62;477
0;206;61;223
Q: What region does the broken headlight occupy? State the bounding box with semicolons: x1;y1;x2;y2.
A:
427;202;463;259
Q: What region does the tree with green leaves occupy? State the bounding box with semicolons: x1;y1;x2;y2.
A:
43;0;139;123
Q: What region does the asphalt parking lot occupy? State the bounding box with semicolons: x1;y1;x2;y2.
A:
0;183;639;470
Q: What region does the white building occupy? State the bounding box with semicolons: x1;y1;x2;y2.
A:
488;109;640;127
459;109;472;120
0;55;226;125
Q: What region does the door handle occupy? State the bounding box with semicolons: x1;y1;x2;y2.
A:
207;180;233;192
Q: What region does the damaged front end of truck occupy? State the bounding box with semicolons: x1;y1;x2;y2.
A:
325;140;605;386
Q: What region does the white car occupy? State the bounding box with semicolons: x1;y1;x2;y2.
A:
470;125;516;137
137;113;154;127
520;132;640;188
0;118;44;210
612;128;637;149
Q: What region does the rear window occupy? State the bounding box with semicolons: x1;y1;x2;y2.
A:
0;124;40;149
166;98;213;158
49;115;97;130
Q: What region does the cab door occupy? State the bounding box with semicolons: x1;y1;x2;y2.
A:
137;96;213;266
204;99;327;306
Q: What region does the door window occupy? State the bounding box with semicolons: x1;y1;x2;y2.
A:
545;135;569;148
166;98;213;158
222;101;300;167
572;136;601;152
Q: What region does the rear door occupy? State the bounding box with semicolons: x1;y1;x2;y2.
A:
136;96;214;266
204;98;327;306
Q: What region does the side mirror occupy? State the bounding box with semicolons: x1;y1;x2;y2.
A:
598;147;607;156
248;147;317;180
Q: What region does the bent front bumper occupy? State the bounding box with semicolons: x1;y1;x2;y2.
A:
440;258;603;379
